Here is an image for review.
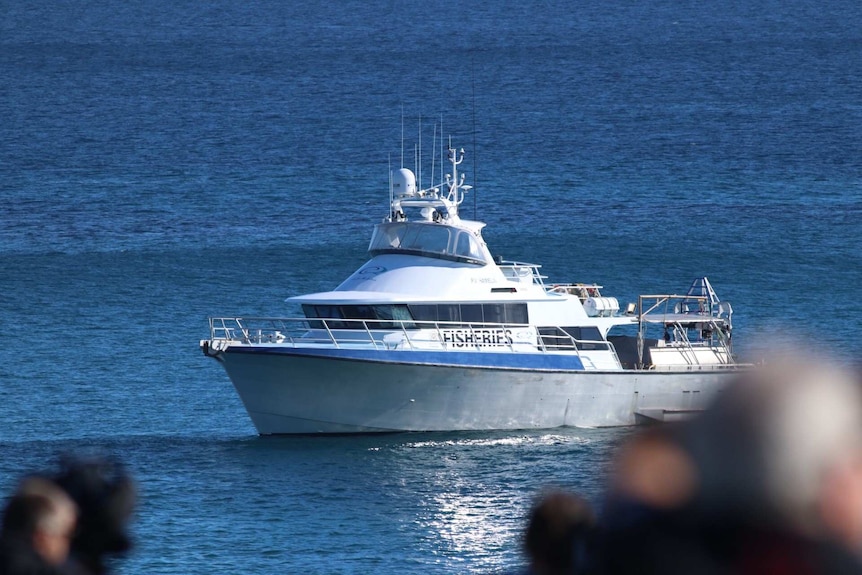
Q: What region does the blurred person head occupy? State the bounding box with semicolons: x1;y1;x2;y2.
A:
702;358;862;551
52;457;136;575
523;489;596;575
597;357;862;573
598;424;718;575
606;425;698;513
1;477;78;566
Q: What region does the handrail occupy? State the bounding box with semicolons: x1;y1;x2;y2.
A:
673;327;699;366
497;261;547;287
636;293;735;368
206;316;616;358
640;294;708;317
205;317;731;372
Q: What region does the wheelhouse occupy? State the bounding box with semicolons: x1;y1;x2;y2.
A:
368;222;487;265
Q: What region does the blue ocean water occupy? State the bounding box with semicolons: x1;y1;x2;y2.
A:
2;0;861;572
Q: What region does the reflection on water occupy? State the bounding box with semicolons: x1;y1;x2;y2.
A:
402;434;595;450
379;431;622;571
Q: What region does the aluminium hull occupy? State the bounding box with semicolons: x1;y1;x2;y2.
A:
212;347;742;434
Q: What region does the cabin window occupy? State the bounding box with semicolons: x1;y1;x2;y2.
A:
303;303;528;329
368;222;487;264
460;304;484;323
538;327;576;350
483;304;506;324
504;304;528;324
373;305;415;329
382;224;452;254
338;305;375;329
483;303;528;324
341;305;376;319
406;305;438;327
436;304;461;324
371;224;408;249
408;303;528;326
562;326;609;350
454;231;483;261
397;226;421;250
303;304;338;329
539;327;609;351
302;304;415;329
412;226;451;253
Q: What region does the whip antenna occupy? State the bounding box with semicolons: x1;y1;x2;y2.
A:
431;119;437;188
471;54;478;219
388;153;393;220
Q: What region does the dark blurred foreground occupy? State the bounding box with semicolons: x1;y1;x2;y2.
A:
0;457;135;575
511;358;862;575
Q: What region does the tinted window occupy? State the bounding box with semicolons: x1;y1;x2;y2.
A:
538;327;576;350
483;304;505;324
368;222;486;264
562;326;609;350
303;303;529;329
504;303;528;324
408;305;438;322
460;304;483;323
341;305;376;320
437;305;461;324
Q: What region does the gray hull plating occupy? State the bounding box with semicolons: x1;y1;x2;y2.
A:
219;351;738;434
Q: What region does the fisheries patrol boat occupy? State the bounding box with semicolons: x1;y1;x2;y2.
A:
201;145;743;434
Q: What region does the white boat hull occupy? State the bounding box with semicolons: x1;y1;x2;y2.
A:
215;348;741;434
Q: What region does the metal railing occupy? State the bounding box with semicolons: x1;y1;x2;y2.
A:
497;261;547;288
207;316;616;359
636;293;735;367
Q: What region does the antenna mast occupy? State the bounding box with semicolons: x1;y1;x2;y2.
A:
446;141;466;205
440;115;444;188
418;116;422;190
471;55;478;219
430;120;437;190
388;153;393;221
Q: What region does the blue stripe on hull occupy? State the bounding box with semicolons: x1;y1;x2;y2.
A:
226;346;586;371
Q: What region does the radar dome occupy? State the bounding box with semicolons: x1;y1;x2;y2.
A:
392;168;417;197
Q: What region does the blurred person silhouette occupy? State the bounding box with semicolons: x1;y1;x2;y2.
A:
596;358;862;574
0;476;78;575
512;488;596;575
51;457;136;575
595;424;713;575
